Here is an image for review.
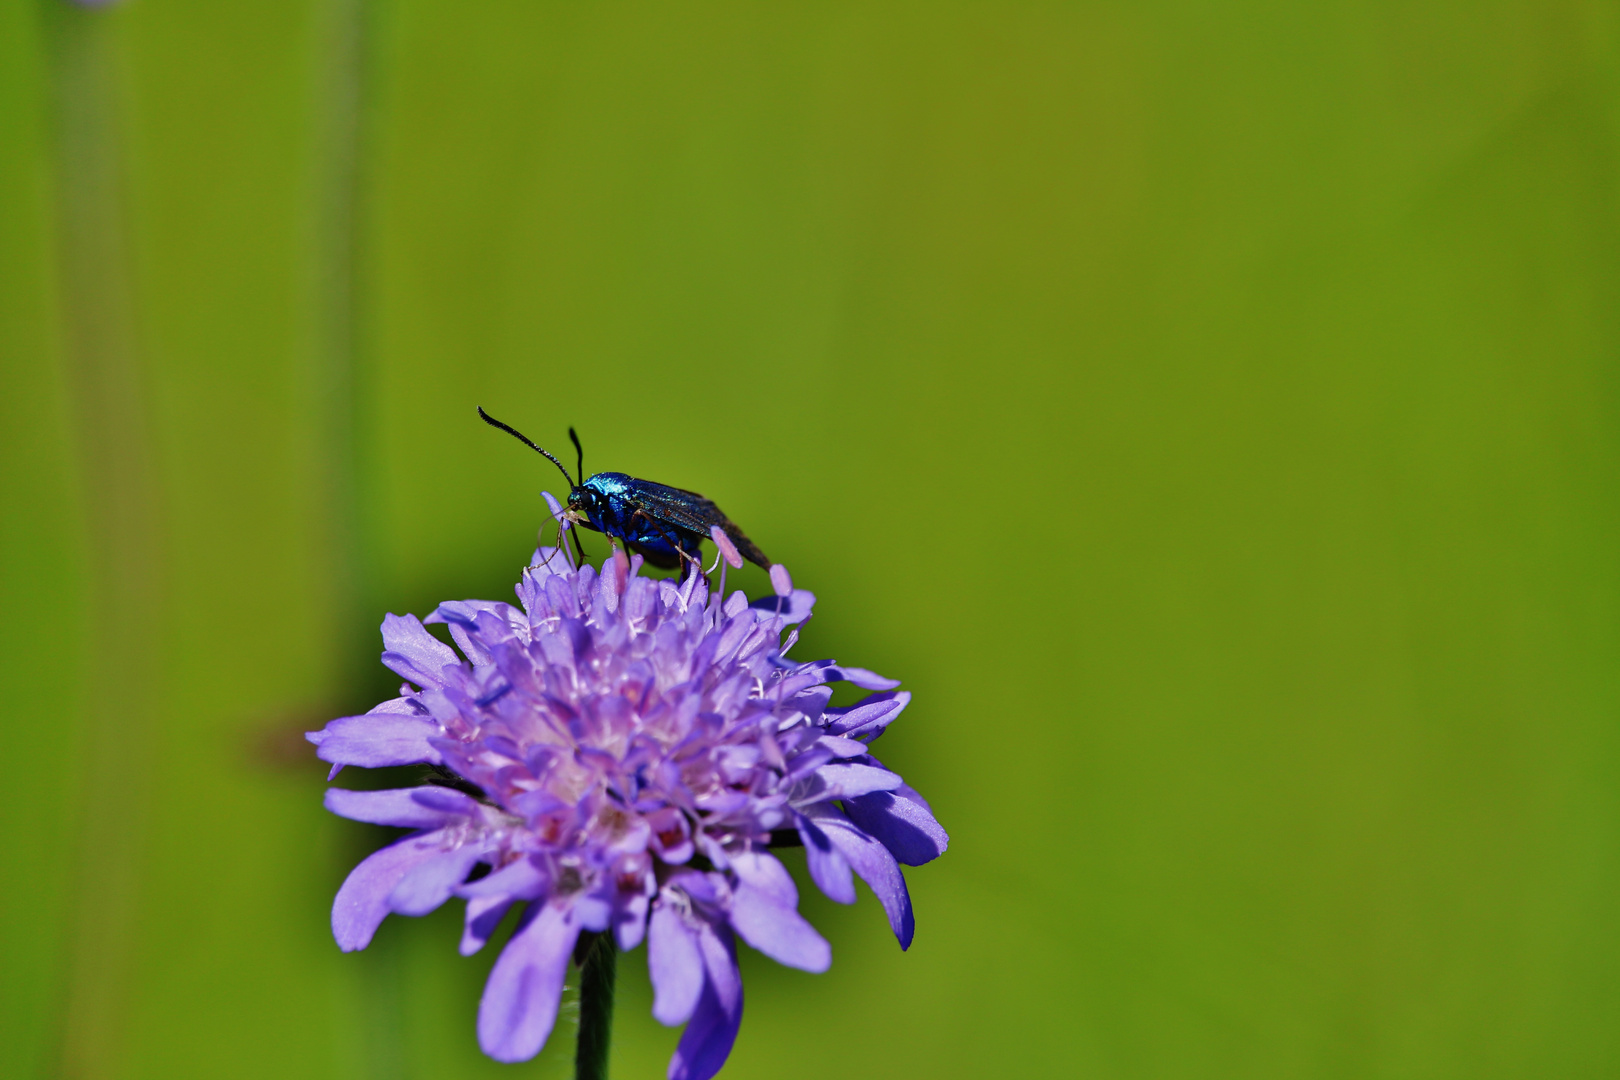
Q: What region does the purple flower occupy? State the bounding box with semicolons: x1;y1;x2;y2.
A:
309;511;947;1079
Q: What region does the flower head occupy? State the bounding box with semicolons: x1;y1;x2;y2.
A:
309;510;947;1079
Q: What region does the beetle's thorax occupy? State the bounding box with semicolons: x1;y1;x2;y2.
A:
582;473;633;497
568;473;633;530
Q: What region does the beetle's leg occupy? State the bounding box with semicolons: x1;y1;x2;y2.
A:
529;516;569;572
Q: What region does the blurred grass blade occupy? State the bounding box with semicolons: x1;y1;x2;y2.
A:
42;4;161;1078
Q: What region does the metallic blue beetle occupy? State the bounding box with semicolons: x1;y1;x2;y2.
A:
479;408;770;572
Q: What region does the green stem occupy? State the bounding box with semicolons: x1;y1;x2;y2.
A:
574;931;617;1080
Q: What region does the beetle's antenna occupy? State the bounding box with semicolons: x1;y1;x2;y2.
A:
568;426;585;487
479;407;576;489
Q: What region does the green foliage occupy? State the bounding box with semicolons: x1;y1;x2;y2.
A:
4;2;1619;1077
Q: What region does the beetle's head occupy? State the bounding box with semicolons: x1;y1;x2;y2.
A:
563;485;594;524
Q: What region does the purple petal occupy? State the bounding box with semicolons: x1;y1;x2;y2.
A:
843;785;950;866
729;855;830;973
477;900;582;1063
785;744;836;784
457;857;548;955
601;549;629;613
389;845;488;917
541;489;568;528
796;816;855;904
649;901;704;1026
829;665;900;690
461;894;515;956
614;888;650;951
810;762;904;800
779;658;899;692
668;922;742;1080
806;805;915;949
366;695;424;715
322;786;477;829
413;689;463;726
438;625;488;666
571;885;615;934
815;734;869;758
729;851;796;906
748;588;815;625
458;854;548;901
380;612;460;688
728;902;828;973
330;831;449;951
425;599;495;627
308;713;442;771
823;690;910;739
426;599;521;665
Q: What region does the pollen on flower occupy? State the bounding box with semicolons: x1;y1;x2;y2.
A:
307;501;948;1080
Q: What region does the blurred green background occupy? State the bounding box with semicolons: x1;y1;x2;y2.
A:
4;1;1619;1077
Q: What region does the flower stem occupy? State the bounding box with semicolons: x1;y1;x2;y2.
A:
574;931;617;1080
